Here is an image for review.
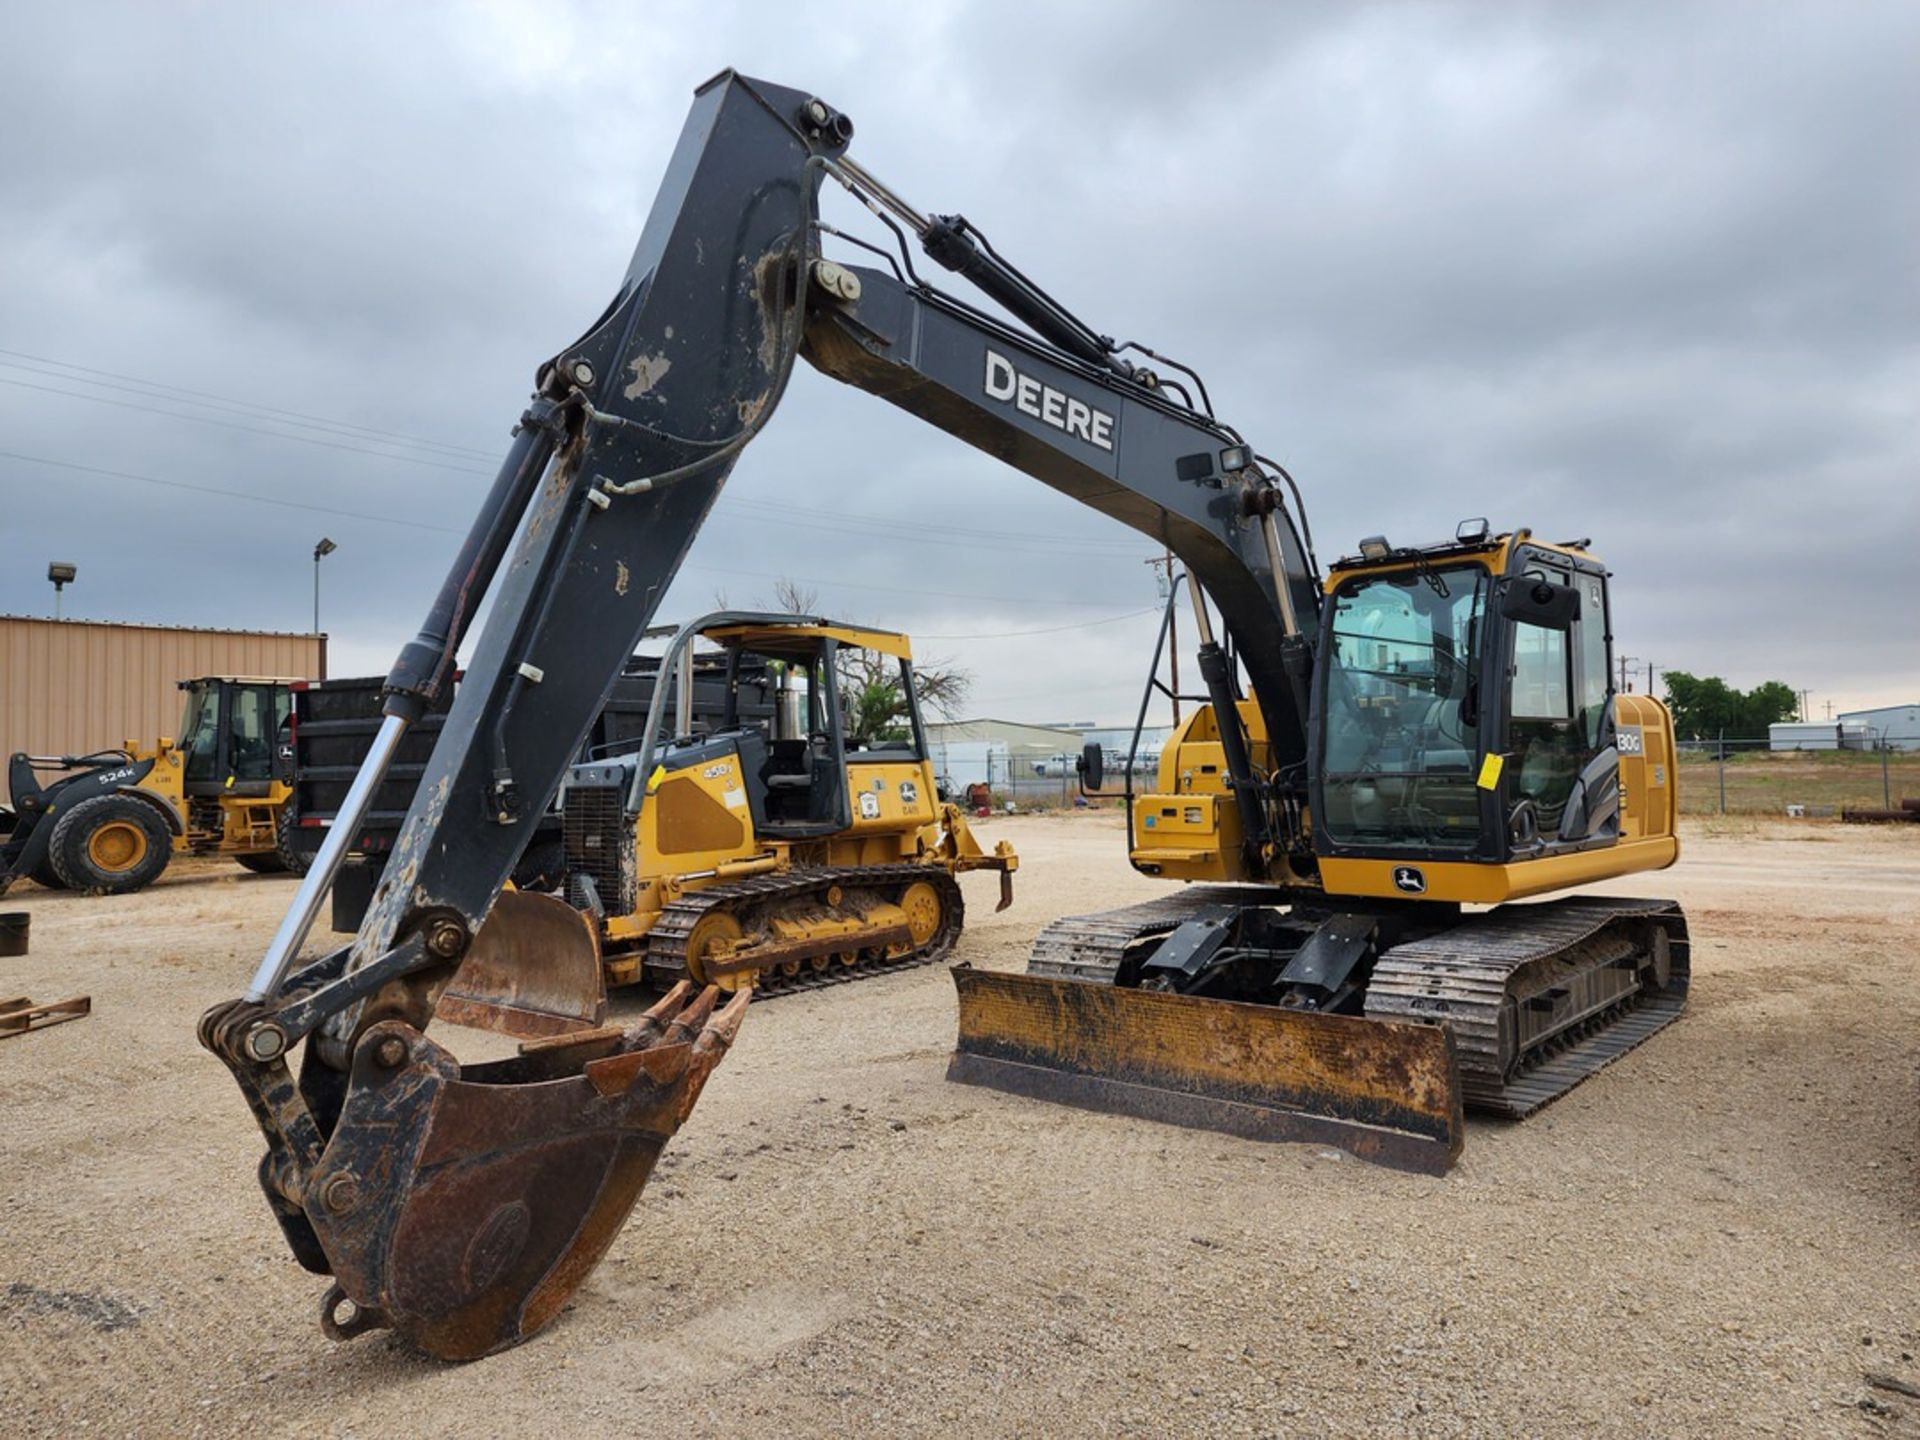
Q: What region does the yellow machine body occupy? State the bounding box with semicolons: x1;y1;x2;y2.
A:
445;617;1015;1032
1129;534;1679;901
956;532;1689;1174
129;733;295;862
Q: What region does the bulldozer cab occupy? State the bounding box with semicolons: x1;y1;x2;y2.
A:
177;678;293;799
641;614;935;842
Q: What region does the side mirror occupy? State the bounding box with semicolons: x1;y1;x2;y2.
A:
1499;577;1579;630
1076;741;1105;792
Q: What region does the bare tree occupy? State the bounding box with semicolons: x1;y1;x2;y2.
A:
753;577;971;744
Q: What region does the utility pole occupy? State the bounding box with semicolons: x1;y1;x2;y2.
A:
1146;551;1180;725
1616;653;1639;695
1798;688;1811;724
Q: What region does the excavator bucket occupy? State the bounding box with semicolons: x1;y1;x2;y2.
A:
437;889;608;1039
947;965;1464;1176
302;982;748;1361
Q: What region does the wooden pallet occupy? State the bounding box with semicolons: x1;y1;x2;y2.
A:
0;994;90;1038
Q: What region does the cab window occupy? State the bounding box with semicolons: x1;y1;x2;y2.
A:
1574;573;1610;748
1506;560;1604;842
1319;563;1488;851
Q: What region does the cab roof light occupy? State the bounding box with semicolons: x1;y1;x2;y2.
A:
1455;517;1490;543
1357;535;1391;560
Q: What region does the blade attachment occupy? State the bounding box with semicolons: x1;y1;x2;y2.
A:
948;964;1463;1176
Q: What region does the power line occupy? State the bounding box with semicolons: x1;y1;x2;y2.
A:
677;558;1134;608
0;374;494;476
0;348;500;462
918;608;1158;640
711;503;1150;559
0;448;1139;610
741;495;1142;551
0;449;464;534
3;346;1151;553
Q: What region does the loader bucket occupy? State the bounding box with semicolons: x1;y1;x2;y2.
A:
304;982;748;1361
437;889;607;1040
947;965;1464;1175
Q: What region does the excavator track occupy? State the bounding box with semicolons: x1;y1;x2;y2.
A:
643;864;965;996
1027;889;1687;1118
1028;886;1299;983
1364;896;1689;1117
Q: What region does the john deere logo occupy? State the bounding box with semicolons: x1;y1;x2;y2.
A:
1392;865;1426;894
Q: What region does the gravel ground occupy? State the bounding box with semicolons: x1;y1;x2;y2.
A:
1;814;1915;1438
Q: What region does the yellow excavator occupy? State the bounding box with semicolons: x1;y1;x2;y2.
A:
2;677;299;895
440;612;1016;1036
201;71;1684;1359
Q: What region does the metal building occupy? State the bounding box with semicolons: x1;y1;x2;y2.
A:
0;615;325;765
1838;704;1920;751
1768;721;1846;752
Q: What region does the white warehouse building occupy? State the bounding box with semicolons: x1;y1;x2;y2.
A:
1837;704;1920;751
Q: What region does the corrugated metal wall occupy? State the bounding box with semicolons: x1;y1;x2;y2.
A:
0;616;325;765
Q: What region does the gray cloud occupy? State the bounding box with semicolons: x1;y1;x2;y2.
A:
1;0;1913;720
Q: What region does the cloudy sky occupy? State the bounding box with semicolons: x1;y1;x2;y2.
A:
2;2;1914;724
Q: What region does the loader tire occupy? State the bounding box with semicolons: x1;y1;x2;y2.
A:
30;854;69;890
48;795;172;895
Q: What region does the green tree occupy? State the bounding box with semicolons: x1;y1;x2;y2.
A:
1736;681;1800;736
1659;671;1799;740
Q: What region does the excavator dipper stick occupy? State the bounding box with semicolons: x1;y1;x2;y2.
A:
201;71;856;1357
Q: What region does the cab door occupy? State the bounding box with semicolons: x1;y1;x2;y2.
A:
1497;549;1616;852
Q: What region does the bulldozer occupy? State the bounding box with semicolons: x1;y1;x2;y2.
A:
2;676;301;896
202;71;1686;1359
439;612;1016;1037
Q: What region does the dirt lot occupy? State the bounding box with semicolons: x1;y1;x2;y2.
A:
2;814;1916;1438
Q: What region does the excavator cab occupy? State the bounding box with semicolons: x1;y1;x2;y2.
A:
1308;529;1676;903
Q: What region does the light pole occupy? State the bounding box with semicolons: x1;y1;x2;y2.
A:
47;561;76;619
313;538;337;633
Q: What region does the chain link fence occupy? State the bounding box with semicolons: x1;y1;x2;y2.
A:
1676;737;1919;816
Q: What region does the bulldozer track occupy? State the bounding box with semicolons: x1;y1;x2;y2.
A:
644;864;965;997
1027;888;1688;1118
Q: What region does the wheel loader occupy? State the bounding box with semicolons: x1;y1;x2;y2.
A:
2;676;302;896
202;71;1687;1359
439;611;1017;1037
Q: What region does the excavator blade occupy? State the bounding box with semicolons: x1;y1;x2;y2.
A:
304;982;748;1361
437;888;607;1039
947;964;1464;1176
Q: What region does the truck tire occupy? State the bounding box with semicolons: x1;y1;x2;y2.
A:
274;806;313;877
234;851;288;875
48;795;172;895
